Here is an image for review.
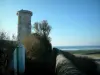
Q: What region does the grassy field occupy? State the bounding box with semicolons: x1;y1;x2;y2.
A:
66;49;100;59
75;54;100;59
67;49;100;54
89;54;100;57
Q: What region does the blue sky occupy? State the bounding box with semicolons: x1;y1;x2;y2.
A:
0;0;100;46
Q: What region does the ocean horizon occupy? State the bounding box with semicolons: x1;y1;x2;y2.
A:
53;46;100;50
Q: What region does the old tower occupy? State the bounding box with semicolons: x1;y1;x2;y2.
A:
17;9;32;42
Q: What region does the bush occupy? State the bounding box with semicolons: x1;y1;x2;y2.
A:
0;31;17;75
23;34;47;60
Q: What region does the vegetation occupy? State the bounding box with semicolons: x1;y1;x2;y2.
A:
23;34;47;59
1;20;100;75
23;20;54;75
0;31;17;75
23;20;52;61
54;48;100;75
67;50;100;55
89;54;100;57
0;32;10;40
33;20;51;41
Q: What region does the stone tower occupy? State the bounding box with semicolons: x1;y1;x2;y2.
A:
17;9;32;42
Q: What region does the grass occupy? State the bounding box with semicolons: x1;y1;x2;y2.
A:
89;54;100;57
66;49;100;59
67;49;100;54
86;54;100;59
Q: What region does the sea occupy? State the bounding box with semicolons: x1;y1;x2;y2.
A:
53;46;100;50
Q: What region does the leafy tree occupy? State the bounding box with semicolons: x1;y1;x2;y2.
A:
33;20;51;41
33;20;52;54
23;20;52;61
0;32;10;40
33;20;52;53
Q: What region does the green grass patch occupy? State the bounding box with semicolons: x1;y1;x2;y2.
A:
67;49;100;55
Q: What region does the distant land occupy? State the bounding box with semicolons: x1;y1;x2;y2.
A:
54;46;100;50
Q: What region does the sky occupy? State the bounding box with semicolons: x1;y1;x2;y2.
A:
0;0;100;46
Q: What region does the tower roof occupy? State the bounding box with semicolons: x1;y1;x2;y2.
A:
17;9;32;16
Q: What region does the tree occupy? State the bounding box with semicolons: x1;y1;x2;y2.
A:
22;20;52;61
33;20;52;54
0;32;10;40
12;34;17;41
33;20;52;41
